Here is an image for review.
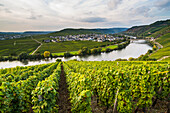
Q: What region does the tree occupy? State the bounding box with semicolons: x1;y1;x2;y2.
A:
106;48;111;52
91;48;98;54
44;51;50;58
78;50;83;55
64;52;72;57
153;45;157;51
98;47;102;53
128;57;135;61
18;52;28;60
82;47;88;55
148;49;153;53
78;47;91;55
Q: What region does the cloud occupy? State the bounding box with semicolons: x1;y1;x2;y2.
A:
27;10;43;20
154;0;170;9
42;0;54;4
0;0;169;31
81;17;107;23
0;4;4;7
130;6;151;17
105;21;123;26
28;14;43;20
107;0;123;9
4;8;12;13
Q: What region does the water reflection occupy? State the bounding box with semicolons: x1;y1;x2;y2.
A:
20;60;29;65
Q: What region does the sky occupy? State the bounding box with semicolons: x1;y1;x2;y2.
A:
0;0;170;32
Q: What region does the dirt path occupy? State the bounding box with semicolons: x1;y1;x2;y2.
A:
58;64;71;113
157;56;170;61
31;37;43;55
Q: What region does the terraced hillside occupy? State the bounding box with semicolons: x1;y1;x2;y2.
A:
123;19;170;37
0;61;169;113
0;37;39;56
122;19;170;61
149;33;170;61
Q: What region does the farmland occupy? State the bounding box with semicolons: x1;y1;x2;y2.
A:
0;37;39;56
0;61;169;112
0;36;117;56
37;41;115;54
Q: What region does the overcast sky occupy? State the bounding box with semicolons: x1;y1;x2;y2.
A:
0;0;170;32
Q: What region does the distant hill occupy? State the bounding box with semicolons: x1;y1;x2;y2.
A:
0;31;55;36
0;32;22;35
123;19;170;37
23;31;55;35
90;28;128;34
51;28;128;36
121;19;170;61
0;28;127;36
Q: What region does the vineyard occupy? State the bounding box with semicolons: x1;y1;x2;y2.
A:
0;61;169;113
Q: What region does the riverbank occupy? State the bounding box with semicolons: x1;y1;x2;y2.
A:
134;33;170;62
52;44;118;56
0;40;130;61
0;40;152;68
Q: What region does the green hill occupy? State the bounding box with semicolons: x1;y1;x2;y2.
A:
149;26;170;38
51;28;99;36
123;19;170;37
51;28;128;36
32;28;128;42
122;19;170;61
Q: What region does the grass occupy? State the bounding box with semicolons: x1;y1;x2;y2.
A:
37;41;114;54
52;44;118;56
149;33;170;59
52;51;78;56
0;37;39;56
101;45;118;51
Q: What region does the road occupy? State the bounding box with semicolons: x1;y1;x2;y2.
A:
157;56;170;61
31;37;42;55
148;39;163;57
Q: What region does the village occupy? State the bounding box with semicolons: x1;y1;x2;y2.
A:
0;35;30;40
44;34;129;43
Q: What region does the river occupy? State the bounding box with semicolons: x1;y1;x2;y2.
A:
0;40;152;69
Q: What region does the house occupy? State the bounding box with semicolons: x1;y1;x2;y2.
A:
44;39;51;43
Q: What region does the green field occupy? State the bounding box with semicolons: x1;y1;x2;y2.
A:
149;33;170;59
37;41;114;54
101;45;117;51
0;36;117;57
52;44;118;56
0;37;39;56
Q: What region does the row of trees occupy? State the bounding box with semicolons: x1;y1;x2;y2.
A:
77;47;102;56
0;51;51;61
117;40;130;50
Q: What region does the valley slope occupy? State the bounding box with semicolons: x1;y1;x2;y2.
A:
123;19;170;61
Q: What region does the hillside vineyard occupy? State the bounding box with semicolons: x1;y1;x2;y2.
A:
0;61;169;113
